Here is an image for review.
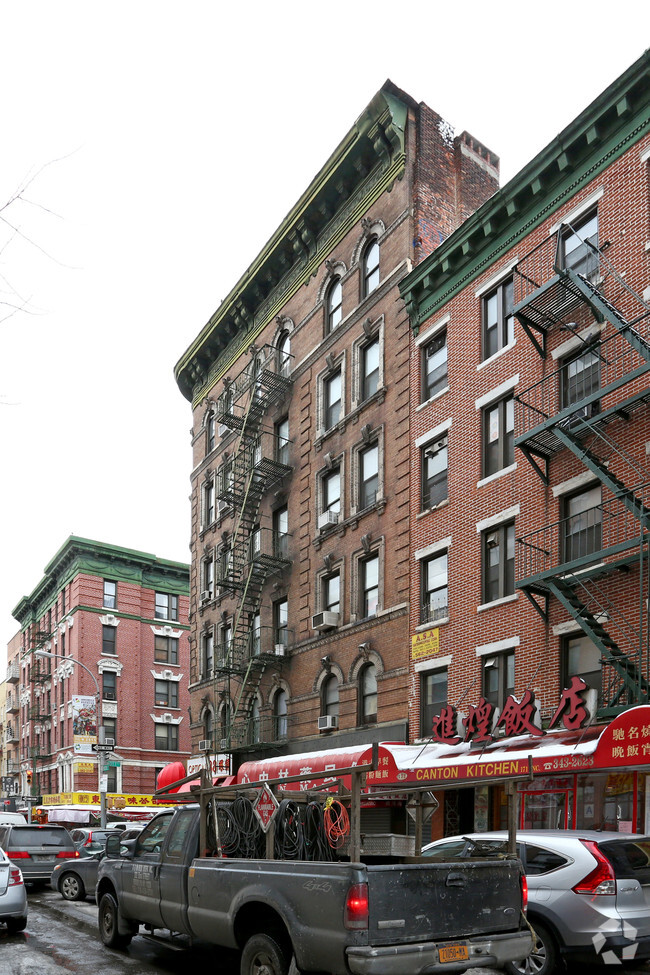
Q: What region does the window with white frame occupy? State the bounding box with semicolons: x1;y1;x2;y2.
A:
155;592;179;622
422;329;447;401
561;210;599;277
359;663;377;725
275;416;290;466
321;467;341;521
202;629;213;677
362;238;380;297
274;598;289;648
359;553;379;618
155;723;179;751
324;370;342;429
155;635;178;665
483;395;514;477
421;435;448;510
103;579;117;609
420;668;447;738
203;479;215;527
273;689;288;739
322;572;340;614
483;278;514;360
359;443;379;509
326;278;343;333
421;551;448;625
361;336;380;401
483;650;514;711
155;679;179;709
322;674;339;719
482;522;515;604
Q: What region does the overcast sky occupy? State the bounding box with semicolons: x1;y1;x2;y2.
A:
0;2;647;669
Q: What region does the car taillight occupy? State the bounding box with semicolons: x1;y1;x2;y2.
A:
56;850;79;859
521;873;528;913
573;840;616;895
8;852;30;859
344;882;369;930
8;868;23;887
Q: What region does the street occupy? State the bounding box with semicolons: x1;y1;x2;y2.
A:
3;886;650;975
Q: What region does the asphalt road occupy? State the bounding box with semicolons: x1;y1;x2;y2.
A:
3;885;650;975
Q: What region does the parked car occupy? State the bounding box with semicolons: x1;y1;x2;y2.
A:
421;829;650;973
0;813;27;827
0;825;78;886
51;833;136;901
69;828;114;852
0;846;28;933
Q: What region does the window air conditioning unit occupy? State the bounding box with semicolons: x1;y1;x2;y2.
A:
312;611;339;632
198;739;211;752
318;715;338;731
318;510;340;530
220;738;229;751
200;590;211;602
103;738;115;747
274;644;286;656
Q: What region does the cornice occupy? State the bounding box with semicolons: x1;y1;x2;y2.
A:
400;50;650;329
174;83;410;405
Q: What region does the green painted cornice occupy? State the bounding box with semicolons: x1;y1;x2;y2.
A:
400;50;650;329
174;81;411;405
12;535;190;628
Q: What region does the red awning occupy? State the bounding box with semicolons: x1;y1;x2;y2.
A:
175;774;236;794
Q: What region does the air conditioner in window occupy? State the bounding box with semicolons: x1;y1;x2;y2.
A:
103;738;115;747
318;715;338;731
198;739;211;752
220;738;229;751
274;644;286;656
311;611;339;631
200;590;212;602
318;510;340;530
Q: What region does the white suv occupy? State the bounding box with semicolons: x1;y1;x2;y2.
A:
422;830;650;974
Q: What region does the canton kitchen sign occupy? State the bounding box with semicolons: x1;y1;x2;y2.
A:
430;676;597;746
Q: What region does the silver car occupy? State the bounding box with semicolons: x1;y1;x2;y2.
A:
0;846;28;933
422;829;650;974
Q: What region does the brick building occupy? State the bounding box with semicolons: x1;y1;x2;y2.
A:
2;633;23;800
174;82;498;774
400;51;650;835
9;536;190;810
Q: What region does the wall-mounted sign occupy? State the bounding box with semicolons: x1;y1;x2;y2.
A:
411;629;440;660
72;696;97;754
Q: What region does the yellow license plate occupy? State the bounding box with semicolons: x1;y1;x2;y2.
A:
439;943;469;964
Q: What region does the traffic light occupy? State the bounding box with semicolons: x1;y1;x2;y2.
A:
26;770;33;785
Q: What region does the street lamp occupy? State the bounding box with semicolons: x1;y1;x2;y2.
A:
33;650;107;827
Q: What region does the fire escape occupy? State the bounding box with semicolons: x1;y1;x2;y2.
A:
27;629;53;775
211;344;293;752
513;221;650;716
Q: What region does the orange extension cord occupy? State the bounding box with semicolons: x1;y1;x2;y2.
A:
323;796;350;849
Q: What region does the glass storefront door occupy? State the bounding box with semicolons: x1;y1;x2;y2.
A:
521;789;570;829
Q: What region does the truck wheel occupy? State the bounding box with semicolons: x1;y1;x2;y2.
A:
241;933;290;975
60;872;85;901
504;921;558;975
98;892;133;950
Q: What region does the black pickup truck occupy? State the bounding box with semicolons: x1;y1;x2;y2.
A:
96;803;532;975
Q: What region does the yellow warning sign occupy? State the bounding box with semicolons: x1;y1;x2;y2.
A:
411;629;440;660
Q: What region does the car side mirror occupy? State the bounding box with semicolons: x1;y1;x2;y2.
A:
105;832;125;858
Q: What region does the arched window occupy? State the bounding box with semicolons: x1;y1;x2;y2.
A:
204;709;213;745
359;663;377;725
277;331;291;378
362;239;380;297
327;278;342;333
322;674;339;718
273;689;288;739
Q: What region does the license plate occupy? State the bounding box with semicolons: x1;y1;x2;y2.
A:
439;943;469;964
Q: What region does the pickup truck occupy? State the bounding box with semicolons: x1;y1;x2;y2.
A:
96;803;533;975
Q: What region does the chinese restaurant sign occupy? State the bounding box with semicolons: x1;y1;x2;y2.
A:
41;791;158;807
430;676;594;747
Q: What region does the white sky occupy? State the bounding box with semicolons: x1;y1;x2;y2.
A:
0;2;647;670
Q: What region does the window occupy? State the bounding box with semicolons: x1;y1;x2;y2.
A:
359;663;377;724
360;554;379;618
274;598;288;648
250;700;261;744
102;671;117;702
155;680;179;708
204;709;213;746
102;717;116;744
203;630;213;677
483;278;514;359
103;580;117;609
219;545;231;589
203;480;215;527
327;278;343;332
562;211;599;277
561;346;601;411
562;485;602;562
323;573;340;614
102;625;116;655
273;505;289;558
277;331;291;377
273;689;288;739
275;417;290;466
359;443;378;509
483;395;514;476
362;239;380;297
482;522;515;604
207;412;216;452
324;370;342;429
422;330;448;401
155;635;179;666
155;723;179;751
361;337;380;400
420;669;447;738
483;650;515;711
203;558;214;599
322;467;341;517
421;436;448;510
250;612;261;656
155;593;179;622
421;551;448;624
563;634;602;699
322;674;339;718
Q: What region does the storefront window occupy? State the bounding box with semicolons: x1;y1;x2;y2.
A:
577;773;637;832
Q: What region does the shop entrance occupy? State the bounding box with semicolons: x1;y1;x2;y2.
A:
521;789;570;829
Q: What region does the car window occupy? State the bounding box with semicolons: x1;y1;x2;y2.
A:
422;840;469;860
521;843;569;875
134;813;174;856
599;839;650;882
7;827;72;848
